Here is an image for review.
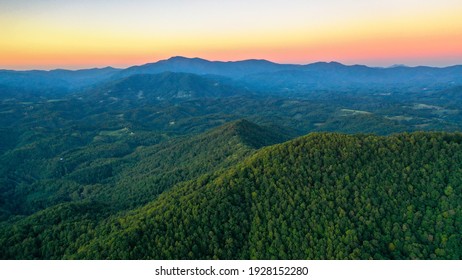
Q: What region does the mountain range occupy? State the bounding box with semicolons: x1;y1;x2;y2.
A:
2;56;462;95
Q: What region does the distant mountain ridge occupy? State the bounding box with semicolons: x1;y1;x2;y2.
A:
2;56;462;96
118;56;294;79
0;67;119;92
119;57;462;91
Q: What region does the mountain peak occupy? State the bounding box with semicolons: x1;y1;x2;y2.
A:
238;58;275;64
307;61;345;67
168;56;189;60
388;64;409;68
166;56;209;63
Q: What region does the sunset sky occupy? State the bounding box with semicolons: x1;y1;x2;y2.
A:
1;0;462;70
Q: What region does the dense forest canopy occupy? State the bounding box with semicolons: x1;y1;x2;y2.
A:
1;130;461;259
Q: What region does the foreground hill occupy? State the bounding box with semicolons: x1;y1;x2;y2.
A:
74;132;461;260
3;131;459;259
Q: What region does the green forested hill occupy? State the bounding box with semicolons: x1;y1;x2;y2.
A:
85;119;289;210
76;132;462;260
2;131;460;259
0;120;289;259
0;120;288;218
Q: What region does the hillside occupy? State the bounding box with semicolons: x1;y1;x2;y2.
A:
85;119;290;210
2;131;461;259
72;132;462;260
0;120;288;219
0;120;291;259
81;72;246;101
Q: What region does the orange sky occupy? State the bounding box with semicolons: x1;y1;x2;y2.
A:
1;0;462;69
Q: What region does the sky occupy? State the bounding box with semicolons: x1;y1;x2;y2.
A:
1;0;462;70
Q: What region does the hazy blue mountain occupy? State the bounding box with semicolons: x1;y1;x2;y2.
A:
0;67;120;98
242;63;462;92
116;57;462;93
2;56;462;99
79;72;248;101
46;67;121;88
118;56;293;79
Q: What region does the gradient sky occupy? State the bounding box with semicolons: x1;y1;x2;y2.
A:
1;0;462;70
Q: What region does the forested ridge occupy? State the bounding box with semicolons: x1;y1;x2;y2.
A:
0;120;287;216
1;130;461;259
